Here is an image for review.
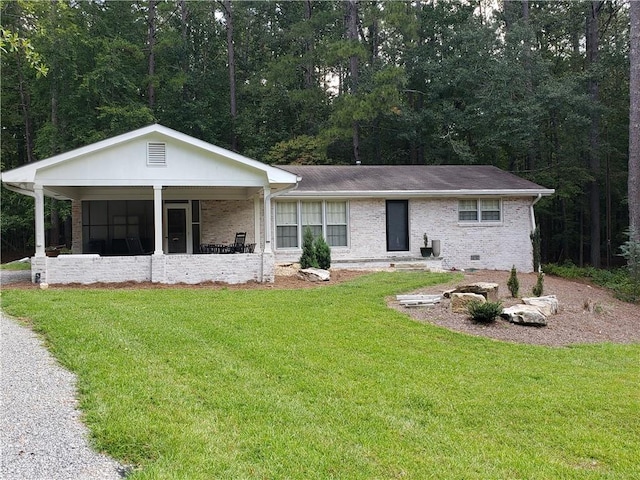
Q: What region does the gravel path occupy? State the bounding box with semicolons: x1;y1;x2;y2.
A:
0;314;127;480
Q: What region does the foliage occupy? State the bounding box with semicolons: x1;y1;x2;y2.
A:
423;233;429;247
532;272;544;297
265;135;329;165
0;0;634;266
314;235;331;270
542;262;639;304
467;300;504;323
530;226;541;272
507;265;519;298
2;272;639;479
299;227;318;269
618;229;640;302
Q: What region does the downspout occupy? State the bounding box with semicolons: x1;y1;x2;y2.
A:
530;194;542;232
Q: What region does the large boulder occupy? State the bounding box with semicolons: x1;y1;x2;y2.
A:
444;282;500;301
297;268;331;282
522;295;559;316
501;305;547;326
451;292;486;313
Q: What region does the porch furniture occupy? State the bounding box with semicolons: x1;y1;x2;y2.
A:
232;232;246;253
126;236;151;255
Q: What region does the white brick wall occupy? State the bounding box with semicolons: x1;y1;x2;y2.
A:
273;197;536;272
200;200;256;245
39;253;274;285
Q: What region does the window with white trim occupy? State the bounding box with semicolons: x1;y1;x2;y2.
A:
301;202;323;239
326;201;347;246
276;202;299;248
276;200;348;248
458;199;501;223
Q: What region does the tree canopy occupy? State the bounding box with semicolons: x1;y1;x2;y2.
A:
0;0;635;266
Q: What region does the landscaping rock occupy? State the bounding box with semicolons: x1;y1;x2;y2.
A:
501;305;547;326
522;295;559;316
444;282;500;301
451;292;486;313
297;268;331;282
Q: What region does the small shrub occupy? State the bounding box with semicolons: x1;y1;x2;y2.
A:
299;227;318;269
314;235;331;270
468;300;503;323
507;265;519;298
532;272;544;297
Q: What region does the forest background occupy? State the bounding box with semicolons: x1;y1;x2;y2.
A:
1;0;638;268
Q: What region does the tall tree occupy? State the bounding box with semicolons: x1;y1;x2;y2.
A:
630;0;640;241
222;0;237;151
586;1;603;267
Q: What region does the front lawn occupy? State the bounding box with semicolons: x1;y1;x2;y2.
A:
2;272;638;479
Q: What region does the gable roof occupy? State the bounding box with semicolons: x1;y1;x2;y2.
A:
279;165;554;198
1;124;299;199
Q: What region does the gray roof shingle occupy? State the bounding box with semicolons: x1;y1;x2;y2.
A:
278;165;552;194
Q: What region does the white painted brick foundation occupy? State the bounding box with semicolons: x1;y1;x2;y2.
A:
36;253;274;285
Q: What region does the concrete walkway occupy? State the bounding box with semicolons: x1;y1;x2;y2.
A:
0;313;127;479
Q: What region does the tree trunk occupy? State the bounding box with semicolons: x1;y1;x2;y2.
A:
17;58;35;164
346;0;360;164
586;1;601;267
147;0;157;110
303;0;313;90
630;0;640;242
223;0;238;151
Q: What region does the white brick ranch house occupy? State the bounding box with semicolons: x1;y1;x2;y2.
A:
1;124;553;285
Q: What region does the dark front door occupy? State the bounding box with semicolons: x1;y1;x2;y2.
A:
386;200;409;251
167;207;187;253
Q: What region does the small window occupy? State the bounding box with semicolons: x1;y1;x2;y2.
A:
480;199;501;221
458;200;478;221
147;142;166;166
459;199;501;223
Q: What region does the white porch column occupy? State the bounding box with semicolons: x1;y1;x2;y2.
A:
34;185;46;257
263;187;272;253
153;185;164;255
254;195;262;253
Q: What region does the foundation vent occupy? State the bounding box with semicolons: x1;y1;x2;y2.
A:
147;142;167;166
470;255;480;261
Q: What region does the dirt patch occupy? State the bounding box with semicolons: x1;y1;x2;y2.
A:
389;270;640;347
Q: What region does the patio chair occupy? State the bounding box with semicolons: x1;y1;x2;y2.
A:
125;236;150;255
232;232;246;253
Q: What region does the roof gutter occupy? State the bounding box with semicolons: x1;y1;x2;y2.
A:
281;189;555;199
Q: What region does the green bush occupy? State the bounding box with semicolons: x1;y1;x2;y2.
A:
300;227;318;269
507;265;519;298
468;300;503;323
532;272;544;297
314;235;331;270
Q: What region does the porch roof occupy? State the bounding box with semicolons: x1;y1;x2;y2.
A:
1;124;300;201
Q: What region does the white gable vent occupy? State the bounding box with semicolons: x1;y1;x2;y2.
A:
147;142;167;166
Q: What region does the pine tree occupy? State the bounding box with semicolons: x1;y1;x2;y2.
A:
507;265;520;298
299;227;318;269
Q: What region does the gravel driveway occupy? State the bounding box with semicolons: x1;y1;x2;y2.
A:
0;314;127;480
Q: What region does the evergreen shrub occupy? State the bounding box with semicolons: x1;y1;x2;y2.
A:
468;300;503;323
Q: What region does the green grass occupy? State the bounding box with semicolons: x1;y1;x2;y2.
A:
0;260;31;270
2;271;639;479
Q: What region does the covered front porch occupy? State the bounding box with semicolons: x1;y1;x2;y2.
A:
1;124;299;285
